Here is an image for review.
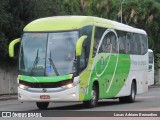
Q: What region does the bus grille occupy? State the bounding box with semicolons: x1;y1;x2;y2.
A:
19;79;73;88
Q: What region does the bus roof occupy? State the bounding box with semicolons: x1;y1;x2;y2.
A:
24;16;147;35
148;49;153;52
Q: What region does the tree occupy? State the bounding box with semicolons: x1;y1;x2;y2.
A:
0;0;160;66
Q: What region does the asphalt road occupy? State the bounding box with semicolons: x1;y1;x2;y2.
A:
0;86;160;112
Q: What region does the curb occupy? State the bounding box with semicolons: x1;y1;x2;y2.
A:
0;95;18;101
149;85;160;88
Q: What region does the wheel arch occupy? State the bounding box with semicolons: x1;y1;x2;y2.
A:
92;80;100;99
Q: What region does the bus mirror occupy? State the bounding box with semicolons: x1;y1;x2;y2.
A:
76;35;87;56
9;38;21;57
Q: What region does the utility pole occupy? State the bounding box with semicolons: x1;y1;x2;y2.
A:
121;0;125;23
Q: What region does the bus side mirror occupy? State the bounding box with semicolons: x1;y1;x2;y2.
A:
76;35;87;56
9;38;21;57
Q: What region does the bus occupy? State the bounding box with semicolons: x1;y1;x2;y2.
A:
9;16;148;109
148;49;154;86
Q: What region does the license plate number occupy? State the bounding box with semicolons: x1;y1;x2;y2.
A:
40;95;50;99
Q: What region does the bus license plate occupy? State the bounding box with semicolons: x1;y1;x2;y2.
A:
40;95;50;99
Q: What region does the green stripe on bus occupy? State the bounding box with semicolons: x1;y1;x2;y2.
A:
19;74;73;83
79;54;131;101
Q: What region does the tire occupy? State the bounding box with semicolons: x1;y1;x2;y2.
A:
83;85;98;108
119;97;127;103
36;102;49;110
119;82;136;103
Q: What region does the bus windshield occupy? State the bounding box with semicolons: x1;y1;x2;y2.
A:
19;31;78;76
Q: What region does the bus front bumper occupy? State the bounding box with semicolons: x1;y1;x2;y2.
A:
18;85;80;102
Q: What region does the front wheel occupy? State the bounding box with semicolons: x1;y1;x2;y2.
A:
119;82;136;103
36;102;49;110
83;85;98;108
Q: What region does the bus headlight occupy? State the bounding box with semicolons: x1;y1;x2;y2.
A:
67;84;73;88
19;84;28;90
62;81;79;89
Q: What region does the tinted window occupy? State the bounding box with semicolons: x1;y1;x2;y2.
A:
126;33;132;54
129;33;135;54
133;33;141;55
93;27;118;56
80;26;93;59
149;52;154;64
99;32;117;53
79;26;93;70
110;32;118;53
140;34;148;54
93;27;106;56
117;31;126;54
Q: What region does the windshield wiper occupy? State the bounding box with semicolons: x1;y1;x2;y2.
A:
30;49;39;75
48;50;59;76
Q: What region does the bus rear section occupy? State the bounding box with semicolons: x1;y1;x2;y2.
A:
148;49;154;86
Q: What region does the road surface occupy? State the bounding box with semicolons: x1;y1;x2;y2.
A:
0;87;160;111
0;86;160;119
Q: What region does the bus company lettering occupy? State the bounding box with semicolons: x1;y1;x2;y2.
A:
131;60;146;66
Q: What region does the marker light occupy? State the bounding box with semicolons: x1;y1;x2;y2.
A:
72;93;76;97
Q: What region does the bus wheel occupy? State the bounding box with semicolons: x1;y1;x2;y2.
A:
83;85;98;108
119;82;136;103
36;102;49;110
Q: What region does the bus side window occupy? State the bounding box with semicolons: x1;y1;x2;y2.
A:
149;52;154;64
140;34;147;55
93;37;100;55
79;48;86;69
99;35;111;53
117;31;126;54
79;26;93;70
98;31;117;53
126;33;131;54
129;33;135;54
133;33;141;55
93;27;106;56
110;32;117;53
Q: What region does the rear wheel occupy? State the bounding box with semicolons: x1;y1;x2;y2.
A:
36;102;49;110
119;82;136;103
83;85;98;108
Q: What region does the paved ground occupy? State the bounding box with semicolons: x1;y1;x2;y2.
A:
0;86;160;119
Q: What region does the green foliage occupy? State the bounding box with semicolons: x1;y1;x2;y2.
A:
155;54;160;69
0;0;160;66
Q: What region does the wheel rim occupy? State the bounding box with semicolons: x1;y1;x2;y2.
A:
131;86;135;100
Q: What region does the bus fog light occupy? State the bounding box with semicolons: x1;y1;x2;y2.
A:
72;93;76;97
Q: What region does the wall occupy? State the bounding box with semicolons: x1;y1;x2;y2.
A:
155;69;160;85
0;64;17;95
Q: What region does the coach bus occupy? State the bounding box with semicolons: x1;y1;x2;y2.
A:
9;16;148;109
148;49;154;86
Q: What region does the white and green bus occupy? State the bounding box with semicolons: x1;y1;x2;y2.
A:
9;16;148;109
